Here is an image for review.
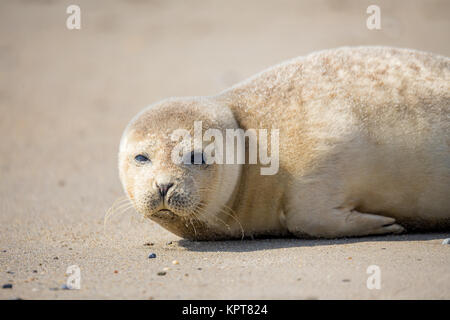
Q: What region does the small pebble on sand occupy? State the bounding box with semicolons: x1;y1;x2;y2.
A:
144;242;154;246
172;260;179;265
157;271;166;276
2;284;13;289
114;270;118;274
442;238;450;245
163;267;170;271
148;253;157;259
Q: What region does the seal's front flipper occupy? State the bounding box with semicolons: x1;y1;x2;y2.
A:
288;206;405;238
329;209;406;237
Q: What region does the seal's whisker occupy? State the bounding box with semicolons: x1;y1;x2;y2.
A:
211;212;231;231
111;200;134;211
106;196;130;212
109;196;130;206
218;205;245;240
105;201;134;223
191;205;215;230
102;204;136;243
191;184;242;236
191;205;207;223
104;204;134;229
103;197;134;234
193;205;231;232
188;216;198;239
106;197;132;212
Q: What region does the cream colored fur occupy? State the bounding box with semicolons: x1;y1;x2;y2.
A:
119;47;450;240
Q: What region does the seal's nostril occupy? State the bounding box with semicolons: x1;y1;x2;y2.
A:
157;183;174;198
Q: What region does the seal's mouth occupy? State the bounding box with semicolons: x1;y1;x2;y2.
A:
157;209;173;214
149;208;178;220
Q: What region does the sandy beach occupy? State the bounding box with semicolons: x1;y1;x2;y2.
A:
0;0;449;299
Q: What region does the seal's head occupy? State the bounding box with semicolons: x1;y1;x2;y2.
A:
118;97;241;239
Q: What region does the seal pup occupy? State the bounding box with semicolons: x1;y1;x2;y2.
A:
119;46;450;240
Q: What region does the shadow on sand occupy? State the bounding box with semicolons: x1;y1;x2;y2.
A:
177;232;450;253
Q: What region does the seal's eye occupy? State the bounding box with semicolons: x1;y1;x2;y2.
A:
134;154;150;163
190;151;206;165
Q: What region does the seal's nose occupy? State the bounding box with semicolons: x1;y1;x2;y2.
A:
157;183;174;198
